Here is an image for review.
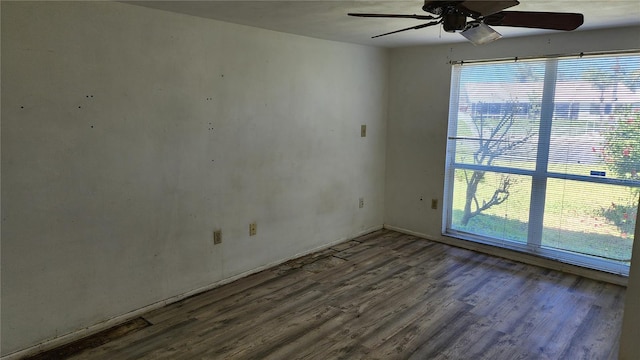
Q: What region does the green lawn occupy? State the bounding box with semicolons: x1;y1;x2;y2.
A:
449;170;635;264
452;209;632;263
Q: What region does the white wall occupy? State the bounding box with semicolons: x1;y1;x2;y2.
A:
0;1;388;356
384;26;640;358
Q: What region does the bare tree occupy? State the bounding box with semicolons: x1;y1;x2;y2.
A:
461;102;534;225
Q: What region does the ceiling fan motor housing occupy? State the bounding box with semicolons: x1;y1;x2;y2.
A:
422;1;461;15
423;1;470;32
443;13;467;32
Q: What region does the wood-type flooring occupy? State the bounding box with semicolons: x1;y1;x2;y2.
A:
66;230;625;359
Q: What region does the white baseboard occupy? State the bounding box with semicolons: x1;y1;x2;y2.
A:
383;224;628;287
1;225;383;360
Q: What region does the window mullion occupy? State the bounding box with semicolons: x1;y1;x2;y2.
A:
443;66;462;232
527;59;558;248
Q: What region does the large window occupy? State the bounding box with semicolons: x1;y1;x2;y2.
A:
444;52;640;275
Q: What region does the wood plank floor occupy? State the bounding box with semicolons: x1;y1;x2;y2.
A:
68;230;625;360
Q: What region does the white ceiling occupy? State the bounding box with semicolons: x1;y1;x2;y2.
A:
127;1;640;48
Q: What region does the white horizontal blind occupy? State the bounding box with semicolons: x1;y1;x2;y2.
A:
444;52;640;275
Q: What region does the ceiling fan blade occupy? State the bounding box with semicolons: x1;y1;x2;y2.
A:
484;11;584;31
348;13;437;20
460;1;519;17
372;20;441;38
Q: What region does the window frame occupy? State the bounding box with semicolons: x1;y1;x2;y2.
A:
443;52;640;276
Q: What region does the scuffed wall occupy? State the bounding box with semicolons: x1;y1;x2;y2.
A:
0;1;388;355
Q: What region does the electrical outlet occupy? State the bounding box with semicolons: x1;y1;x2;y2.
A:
431;199;438;210
359;197;364;209
213;230;222;245
361;125;367;137
249;223;257;236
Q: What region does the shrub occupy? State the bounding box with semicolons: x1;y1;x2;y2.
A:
598;106;640;235
601;201;637;237
599;106;640;179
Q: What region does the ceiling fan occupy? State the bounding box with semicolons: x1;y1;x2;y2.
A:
348;1;584;45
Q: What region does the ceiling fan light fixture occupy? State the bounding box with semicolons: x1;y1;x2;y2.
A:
461;22;502;45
